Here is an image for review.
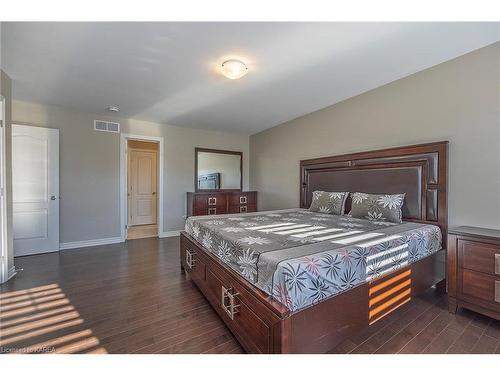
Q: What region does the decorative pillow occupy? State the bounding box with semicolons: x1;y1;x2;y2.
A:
309;191;349;215
349;192;405;223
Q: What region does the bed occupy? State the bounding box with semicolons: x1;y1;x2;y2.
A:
180;141;448;353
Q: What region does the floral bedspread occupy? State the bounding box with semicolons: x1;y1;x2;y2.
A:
184;209;441;313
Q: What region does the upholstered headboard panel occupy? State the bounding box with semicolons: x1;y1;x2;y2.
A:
300;142;448;240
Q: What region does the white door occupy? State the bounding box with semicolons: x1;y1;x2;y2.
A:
12;125;59;256
128;149;157;226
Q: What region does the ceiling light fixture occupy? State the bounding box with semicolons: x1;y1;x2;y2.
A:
221;59;248;80
107;105;120;113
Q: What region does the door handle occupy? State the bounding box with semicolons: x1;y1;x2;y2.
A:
221;286;240;320
50;195;57;201
152;192;156;195
495;281;500;303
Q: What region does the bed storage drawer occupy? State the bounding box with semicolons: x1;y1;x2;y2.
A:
180;236;206;282
180;232;286;353
204;268;271;353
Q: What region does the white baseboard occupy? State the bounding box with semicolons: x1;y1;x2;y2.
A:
7;266;17;281
59;237;123;250
59;231;180;250
159;230;181;238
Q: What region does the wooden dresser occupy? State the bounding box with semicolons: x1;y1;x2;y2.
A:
186;191;257;217
448;226;500;320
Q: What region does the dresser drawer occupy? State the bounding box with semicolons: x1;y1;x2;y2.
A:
228;204;257;214
460;269;500;309
195;194;226;207
459;239;500;276
194;207;227;216
228;192;256;206
188;192;257;217
204;268;271;353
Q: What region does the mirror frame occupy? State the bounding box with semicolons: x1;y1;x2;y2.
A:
194;147;243;192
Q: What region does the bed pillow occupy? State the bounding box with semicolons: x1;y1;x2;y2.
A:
349;192;405;223
309;191;348;215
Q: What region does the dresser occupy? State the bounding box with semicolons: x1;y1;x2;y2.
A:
186;191;257;217
448;226;500;320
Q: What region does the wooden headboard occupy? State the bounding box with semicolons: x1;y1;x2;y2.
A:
300;141;448;244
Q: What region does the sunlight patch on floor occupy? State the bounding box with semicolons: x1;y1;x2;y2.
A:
0;283;108;354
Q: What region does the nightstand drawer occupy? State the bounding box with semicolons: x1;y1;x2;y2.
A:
461;269;500;307
459;239;500;276
448;226;500;320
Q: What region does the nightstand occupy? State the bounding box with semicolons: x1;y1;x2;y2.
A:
448;226;500;320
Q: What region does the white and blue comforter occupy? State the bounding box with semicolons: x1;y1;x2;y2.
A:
185;209;441;313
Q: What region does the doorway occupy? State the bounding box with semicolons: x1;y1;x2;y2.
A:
12;124;60;256
126;139;159;239
120;134;163;240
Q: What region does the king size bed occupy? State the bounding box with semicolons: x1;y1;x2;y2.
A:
180;142;448;353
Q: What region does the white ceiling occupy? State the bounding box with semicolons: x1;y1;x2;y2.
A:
2;22;499;134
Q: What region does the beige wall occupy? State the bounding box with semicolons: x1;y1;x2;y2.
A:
250;42;500;230
1;70;14;279
12;100;250;244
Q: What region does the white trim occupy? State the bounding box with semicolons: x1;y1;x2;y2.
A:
0;95;9;284
120;133;164;242
159;230;181;238
7;266;16;281
60;237;123;250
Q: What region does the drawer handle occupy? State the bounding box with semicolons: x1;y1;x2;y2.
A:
495;254;500;275
239;205;247;213
221;286;240;320
239;196;247;204
208;207;217;215
495;281;500;303
186;249;196;269
208;197;217;206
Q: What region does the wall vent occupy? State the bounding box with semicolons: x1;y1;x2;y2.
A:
94;120;120;133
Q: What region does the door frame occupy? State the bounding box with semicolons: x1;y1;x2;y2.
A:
120;133;164;241
0;95;9;282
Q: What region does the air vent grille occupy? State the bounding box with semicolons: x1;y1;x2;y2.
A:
94;120;120;133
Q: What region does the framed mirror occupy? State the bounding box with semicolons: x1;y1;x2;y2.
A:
195;148;242;192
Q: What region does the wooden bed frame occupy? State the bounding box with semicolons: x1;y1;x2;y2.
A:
180;141;448;353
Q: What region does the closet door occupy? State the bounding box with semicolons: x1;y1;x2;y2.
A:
12;124;59;256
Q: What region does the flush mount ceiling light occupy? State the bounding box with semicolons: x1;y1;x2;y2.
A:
106;105;120;113
221;59;248;80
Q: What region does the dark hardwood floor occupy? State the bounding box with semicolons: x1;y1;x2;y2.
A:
1;237;499;354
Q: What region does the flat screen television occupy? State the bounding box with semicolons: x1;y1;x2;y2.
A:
198;172;221;190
